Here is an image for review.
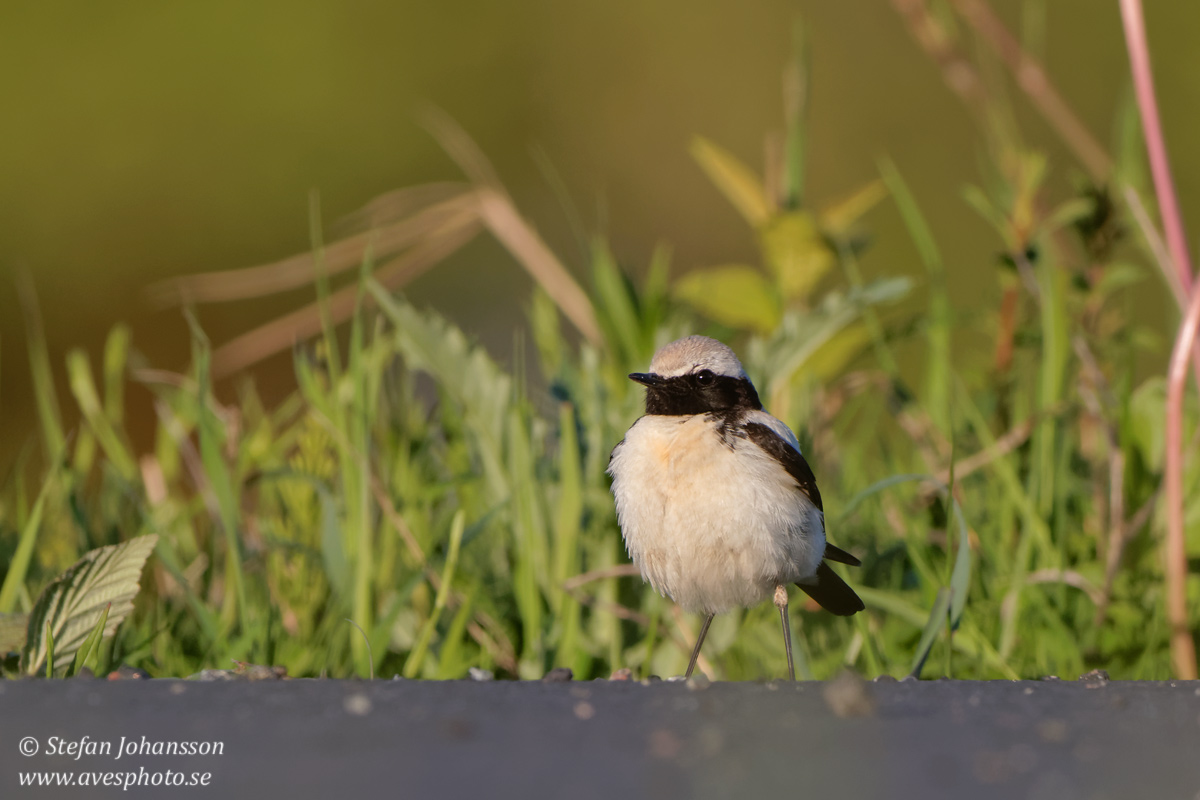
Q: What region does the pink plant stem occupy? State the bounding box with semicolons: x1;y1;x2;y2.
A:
1121;0;1199;679
1165;283;1200;679
1119;0;1194;293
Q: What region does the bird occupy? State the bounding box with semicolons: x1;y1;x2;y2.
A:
607;335;864;680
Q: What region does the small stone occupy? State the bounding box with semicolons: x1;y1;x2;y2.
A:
665;675;687;683
872;674;898;683
1078;669;1109;688
543;667;573;682
231;661;287;681
823;670;876;718
687;673;711;691
106;665;150;681
1040;675;1061;682
343;692;373;716
468;667;494;682
609;668;633;681
645;675;662;681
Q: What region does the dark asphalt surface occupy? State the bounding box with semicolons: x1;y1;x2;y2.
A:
2;678;1199;799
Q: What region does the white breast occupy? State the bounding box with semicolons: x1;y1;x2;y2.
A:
607;412;825;615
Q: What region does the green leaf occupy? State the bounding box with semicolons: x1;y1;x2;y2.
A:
801;323;872;382
1043;197;1095;236
21;535;158;676
1092;262;1144;297
690;136;771;225
819;179;887;237
1129;377;1167;472
674;265;781;333
760;211;836;301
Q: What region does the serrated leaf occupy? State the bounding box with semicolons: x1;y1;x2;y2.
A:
690;136;771;225
368;283;512;500
760;212;836;301
754;276;912;395
674;265;780;333
22;535;158;676
0;613;29;655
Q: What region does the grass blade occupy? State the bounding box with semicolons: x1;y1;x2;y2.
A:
403;510;466;678
0;466;56;613
68;602;111;677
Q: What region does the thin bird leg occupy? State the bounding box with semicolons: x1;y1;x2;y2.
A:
685;614;715;678
774;584;796;681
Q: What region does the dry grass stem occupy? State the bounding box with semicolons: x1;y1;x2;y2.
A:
1164;284;1200;678
949;0;1111;181
562;564;642;592
210;215;481;376
149;193;479;306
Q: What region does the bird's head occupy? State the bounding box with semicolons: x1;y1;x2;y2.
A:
630;336;762;415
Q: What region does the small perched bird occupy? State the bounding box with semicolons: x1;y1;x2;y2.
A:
608;335;864;679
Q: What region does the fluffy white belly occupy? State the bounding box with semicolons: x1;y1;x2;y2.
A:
608;414;825;614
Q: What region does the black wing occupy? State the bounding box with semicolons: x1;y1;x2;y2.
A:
744;421;864;614
743;422;822;512
797;562;865;616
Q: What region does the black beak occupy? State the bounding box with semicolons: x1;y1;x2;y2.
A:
629;372;664;387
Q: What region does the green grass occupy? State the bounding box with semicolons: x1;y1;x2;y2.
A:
2;36;1197;682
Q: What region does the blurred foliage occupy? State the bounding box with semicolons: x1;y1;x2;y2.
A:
3;6;1200;681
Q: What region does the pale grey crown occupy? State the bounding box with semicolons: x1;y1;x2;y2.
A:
647;335;748;380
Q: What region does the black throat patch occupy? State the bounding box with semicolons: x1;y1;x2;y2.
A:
643;374;762;417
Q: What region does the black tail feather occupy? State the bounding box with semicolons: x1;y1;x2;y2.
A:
822;542;861;566
797;561;865;616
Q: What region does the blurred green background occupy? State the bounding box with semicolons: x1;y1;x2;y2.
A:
1;0;1196;467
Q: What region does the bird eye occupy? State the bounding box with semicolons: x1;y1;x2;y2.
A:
695;369;715;385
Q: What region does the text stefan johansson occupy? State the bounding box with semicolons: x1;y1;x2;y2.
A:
43;736;223;760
